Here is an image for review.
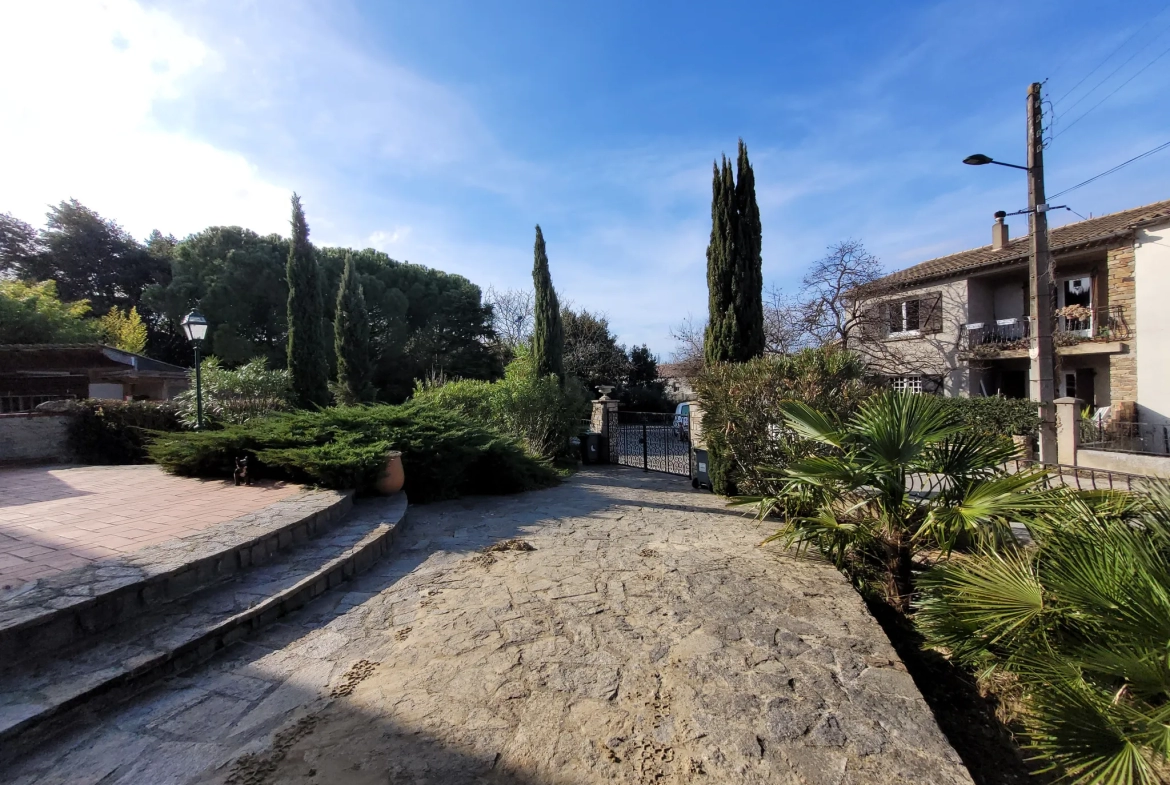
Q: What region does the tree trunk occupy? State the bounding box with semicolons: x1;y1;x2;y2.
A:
884;535;914;613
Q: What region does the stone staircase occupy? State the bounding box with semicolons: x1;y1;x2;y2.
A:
0;490;408;760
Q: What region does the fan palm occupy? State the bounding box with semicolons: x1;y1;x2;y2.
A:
736;390;1057;611
917;485;1170;784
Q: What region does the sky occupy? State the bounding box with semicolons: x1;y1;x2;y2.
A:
2;0;1170;357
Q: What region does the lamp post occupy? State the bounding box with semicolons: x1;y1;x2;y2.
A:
181;310;209;430
963;82;1057;464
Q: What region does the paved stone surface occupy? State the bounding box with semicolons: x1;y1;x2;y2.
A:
8;469;972;784
0;466;300;589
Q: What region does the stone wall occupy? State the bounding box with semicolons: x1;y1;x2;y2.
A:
0;413;74;465
1105;240;1138;406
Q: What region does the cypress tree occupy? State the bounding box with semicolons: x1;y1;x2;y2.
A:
286;193;330;408
334;251;372;403
531;225;564;383
704;157;738;365
704;141;764;365
734;139;765;358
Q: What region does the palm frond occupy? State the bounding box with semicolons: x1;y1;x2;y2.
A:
778;400;846;447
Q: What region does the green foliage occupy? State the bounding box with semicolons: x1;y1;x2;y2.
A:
174;357;292;427
144;225;290;366
705;140;764;365
739;390;1060;611
693;347;870;495
937;396;1040;439
285;194;331;408
531;225;564;384
412;353;590;460
333;252;373;403
99;306;148;354
917;486;1170;784
147;401;560;503
0;279;98;343
562;307;628;393
65;400;183;464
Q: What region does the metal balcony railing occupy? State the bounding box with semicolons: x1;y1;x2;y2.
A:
962;305;1131;353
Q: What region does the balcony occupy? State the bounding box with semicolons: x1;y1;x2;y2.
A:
960;305;1131;360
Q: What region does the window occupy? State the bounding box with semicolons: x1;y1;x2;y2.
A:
890;375;923;394
1057;276;1093;335
888;299;921;334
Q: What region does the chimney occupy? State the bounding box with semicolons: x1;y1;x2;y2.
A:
991;210;1009;250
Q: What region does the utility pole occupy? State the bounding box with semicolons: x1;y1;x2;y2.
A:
1026;82;1057;463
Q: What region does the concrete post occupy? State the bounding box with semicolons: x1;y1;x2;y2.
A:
591;395;620;464
1054;397;1081;467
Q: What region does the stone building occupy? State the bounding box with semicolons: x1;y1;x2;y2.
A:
854;199;1170;424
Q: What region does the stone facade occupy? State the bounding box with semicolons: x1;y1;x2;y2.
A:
1105;241;1138;406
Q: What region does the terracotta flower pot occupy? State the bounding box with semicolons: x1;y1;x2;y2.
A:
375;450;405;495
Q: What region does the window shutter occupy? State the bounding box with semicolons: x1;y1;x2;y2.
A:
922;292;944;333
861;303;887;340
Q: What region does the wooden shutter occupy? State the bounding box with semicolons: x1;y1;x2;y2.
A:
861;303;887;340
921;292;944;333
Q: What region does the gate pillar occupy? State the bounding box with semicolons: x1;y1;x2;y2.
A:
591;393;620;463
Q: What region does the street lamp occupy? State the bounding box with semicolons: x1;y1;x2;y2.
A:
962;153;1030;171
181;310;209;430
961;82;1058;464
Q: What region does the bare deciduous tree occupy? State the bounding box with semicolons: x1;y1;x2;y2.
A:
800;239;883;349
668;314;706;378
484;286;534;350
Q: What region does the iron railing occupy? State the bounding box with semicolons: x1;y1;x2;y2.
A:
1012;459;1154;493
1078;420;1170;456
961;305;1131;353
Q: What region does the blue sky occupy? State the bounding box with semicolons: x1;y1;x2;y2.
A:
3;1;1170;357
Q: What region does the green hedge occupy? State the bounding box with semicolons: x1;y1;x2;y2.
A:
936;396;1039;439
147;401;559;503
65;400;184;464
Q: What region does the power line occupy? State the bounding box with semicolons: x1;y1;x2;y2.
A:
1052;18;1170;122
1051;3;1168;107
1052;41;1170;139
1048;139;1170;200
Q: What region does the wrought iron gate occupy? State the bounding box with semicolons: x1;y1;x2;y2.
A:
607;410;692;476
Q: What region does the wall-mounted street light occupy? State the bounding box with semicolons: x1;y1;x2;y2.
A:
180;310;209;430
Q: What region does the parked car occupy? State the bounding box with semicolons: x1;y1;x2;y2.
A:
673;402;691;441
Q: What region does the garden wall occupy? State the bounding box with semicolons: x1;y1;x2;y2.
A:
0;413;74;465
1077;448;1170;479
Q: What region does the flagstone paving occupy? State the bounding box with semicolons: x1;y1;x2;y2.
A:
8;468;972;785
0;465;299;590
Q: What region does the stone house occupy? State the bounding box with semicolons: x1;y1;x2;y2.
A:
855;199;1170;425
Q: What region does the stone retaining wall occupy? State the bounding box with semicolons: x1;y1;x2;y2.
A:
0;413;73;465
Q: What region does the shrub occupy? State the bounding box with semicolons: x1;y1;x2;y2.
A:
412;353;590;460
916;486;1170;783
147;400;559;503
738;391;1058;611
173;357;293;427
693;347;871;495
65;400;184;464
936;396;1039;440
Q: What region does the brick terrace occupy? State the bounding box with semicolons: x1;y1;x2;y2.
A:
0;465;299;590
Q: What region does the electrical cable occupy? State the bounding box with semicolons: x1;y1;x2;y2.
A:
1051;3;1168;107
1052;19;1170;121
1052;42;1170;139
1048;139;1170;200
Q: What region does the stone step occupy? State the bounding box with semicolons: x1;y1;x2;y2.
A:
0;489;355;666
0;493;408;757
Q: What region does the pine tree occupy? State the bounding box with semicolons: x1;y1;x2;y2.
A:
734;139;765;358
530;225;564;383
333;252;372;404
286;193;330;408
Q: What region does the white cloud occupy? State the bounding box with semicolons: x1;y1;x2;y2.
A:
0;0;290;238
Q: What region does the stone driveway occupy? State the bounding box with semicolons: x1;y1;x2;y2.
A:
9;469;972;785
0;465;298;589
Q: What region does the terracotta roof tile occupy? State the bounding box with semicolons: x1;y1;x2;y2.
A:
872;198;1170;290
